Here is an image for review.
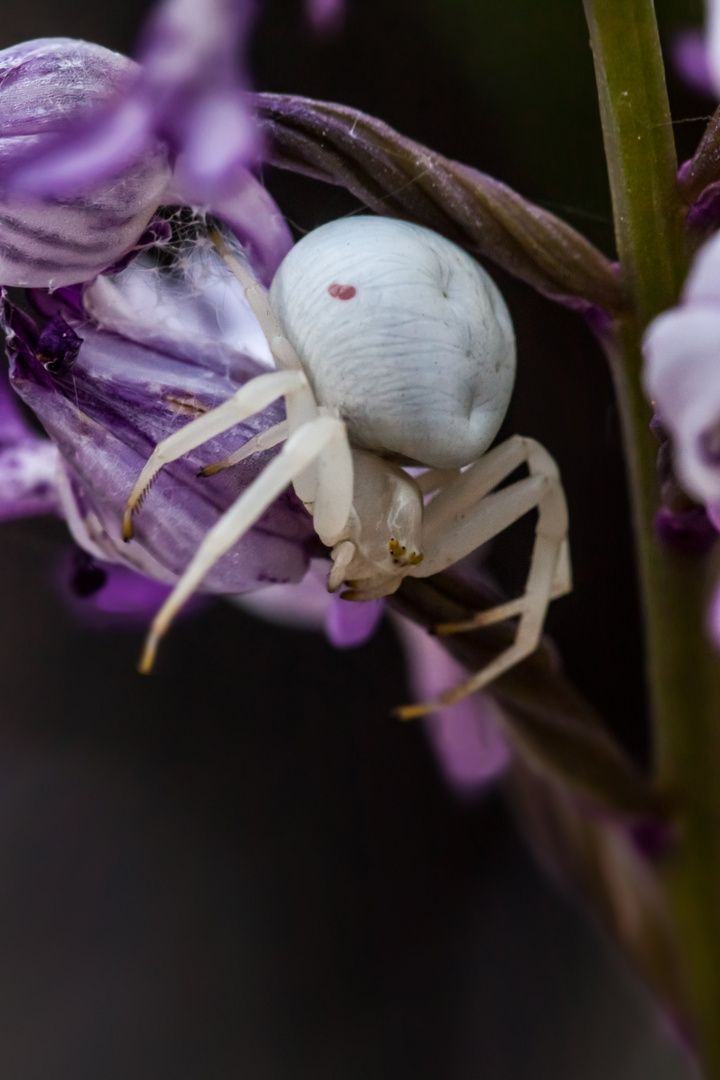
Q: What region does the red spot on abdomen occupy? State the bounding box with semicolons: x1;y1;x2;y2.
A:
328;283;357;300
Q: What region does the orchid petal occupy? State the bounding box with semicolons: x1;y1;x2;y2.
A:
395;618;510;794
325;594;384;648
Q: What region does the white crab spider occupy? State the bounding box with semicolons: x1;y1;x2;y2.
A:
123;216;571;717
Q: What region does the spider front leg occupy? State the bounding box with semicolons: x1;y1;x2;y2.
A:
397;435;570;720
122;368;310;539
138;413;353;673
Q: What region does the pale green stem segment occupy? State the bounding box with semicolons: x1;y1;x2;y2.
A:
584;0;720;1072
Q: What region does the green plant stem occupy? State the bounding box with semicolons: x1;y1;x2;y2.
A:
583;0;720;1071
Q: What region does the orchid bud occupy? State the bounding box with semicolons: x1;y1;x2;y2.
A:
0;232;314;591
0;38;171;287
4;1;294;288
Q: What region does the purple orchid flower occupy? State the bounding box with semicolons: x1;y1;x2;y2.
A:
2;0;293;287
0;227;314;597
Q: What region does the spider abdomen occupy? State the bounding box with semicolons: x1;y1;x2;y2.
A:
269;216;516;469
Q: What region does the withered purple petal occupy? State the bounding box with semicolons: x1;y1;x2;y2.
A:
35;313;82;374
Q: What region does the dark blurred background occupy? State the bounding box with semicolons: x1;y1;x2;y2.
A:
0;0;708;1076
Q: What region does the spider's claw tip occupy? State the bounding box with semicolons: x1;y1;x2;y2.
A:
394;702;431;721
121;511;135;543
137;631;160;675
197;463;219;477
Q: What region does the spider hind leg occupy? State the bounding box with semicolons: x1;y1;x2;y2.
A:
397;435;570;719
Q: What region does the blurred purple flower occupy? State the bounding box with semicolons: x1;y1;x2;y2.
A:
132;0;260;202
395;619;510;795
671;29;716;97
644;4;720;588
0;228;315;597
305;0;346;38
644;232;720;515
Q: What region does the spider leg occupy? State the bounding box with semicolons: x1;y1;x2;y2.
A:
397;436;569;719
199;420;289;476
209;228;323;506
414;467;462;497
123;369;309;539
139;415;352;673
210;228;302;372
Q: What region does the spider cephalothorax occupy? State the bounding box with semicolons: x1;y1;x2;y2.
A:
123;215;570;714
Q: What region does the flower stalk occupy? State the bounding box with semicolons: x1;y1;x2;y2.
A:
583;0;720;1068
